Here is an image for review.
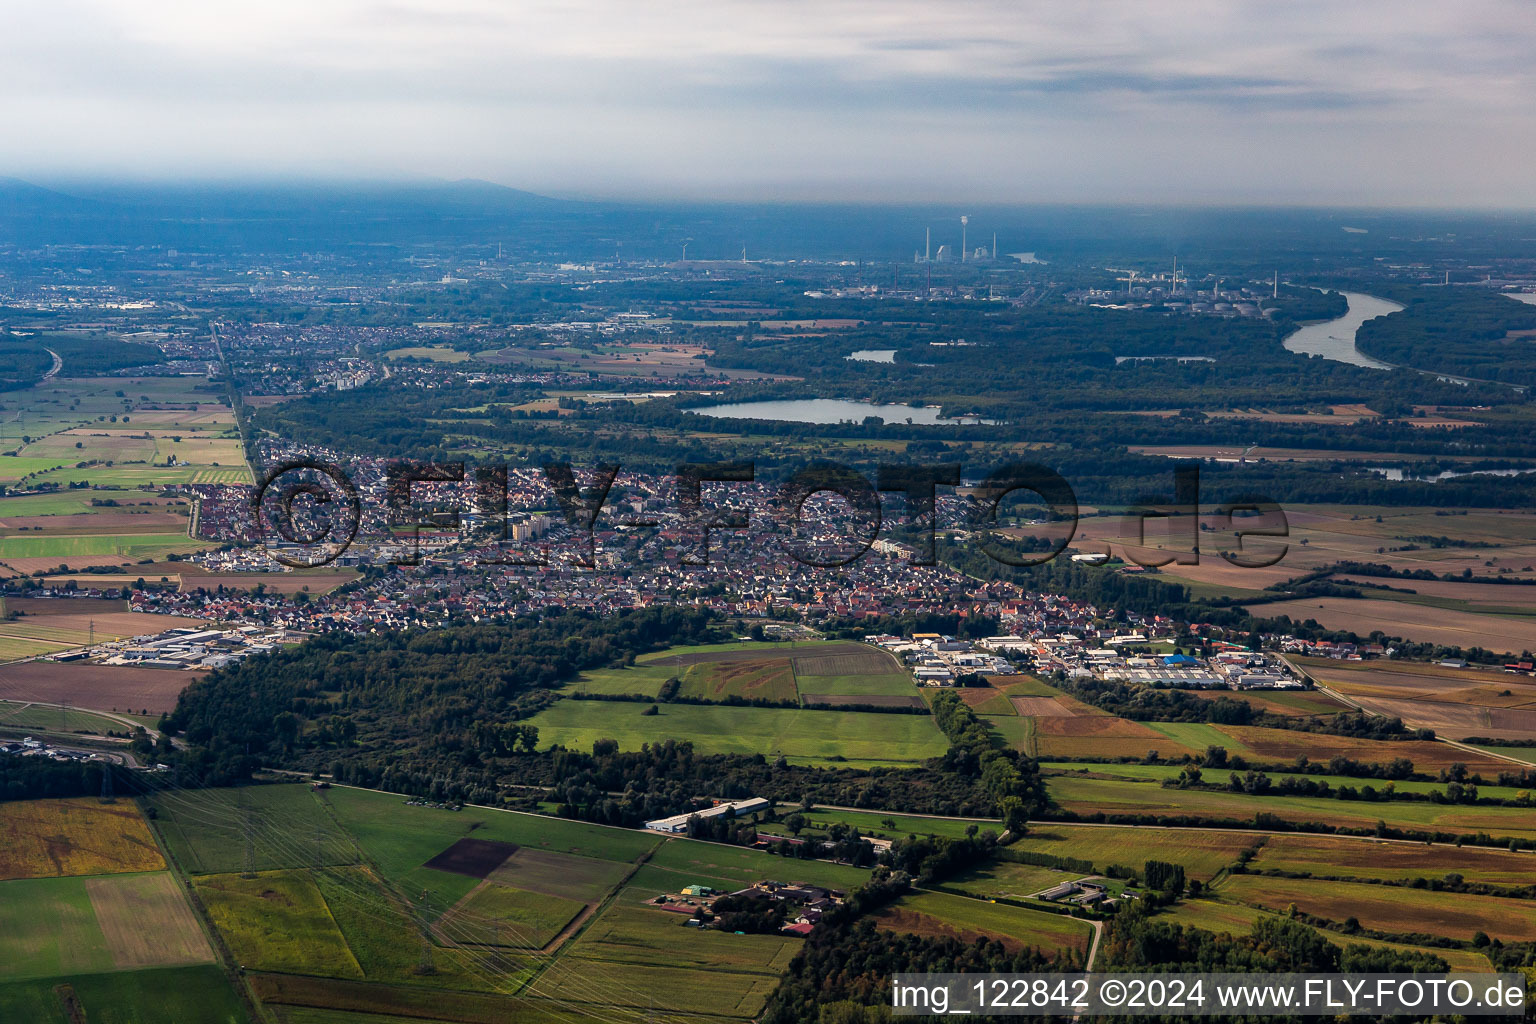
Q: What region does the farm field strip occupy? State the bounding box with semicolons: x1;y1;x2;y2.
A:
1217;874;1536;943
1250;833;1536;885
0;798;165;880
876;890;1093;956
1161;901;1495;972
1045;775;1536;840
1008;823;1260;881
526;699;949;766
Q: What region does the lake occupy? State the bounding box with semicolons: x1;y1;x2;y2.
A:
1367;466;1536;482
846;349;896;363
1282;292;1402;369
690;398;994;425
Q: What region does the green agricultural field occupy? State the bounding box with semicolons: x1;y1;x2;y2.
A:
1009;824;1261;881
965;691;1018;715
568;898;802;974
1161;901;1493;972
1145;722;1254;756
1041;761;1535;802
528;957;782;1018
310;868;516;992
623;862;742;903
0;636;70;661
794;672;917;697
145;785;358;876
633;639;850;662
0;965;251;1024
386;347;471;362
195;869;364;978
1471;745;1536;765
877;890;1094;957
439;882;584;948
1219;874;1536;943
0;532;198;560
569;664;674;697
527;699;949;766
996;676;1068;697
0;492;120;516
677;658;797;702
984;714;1034;752
320;785;656;915
943;860;1085;900
647;836;873;891
0;876;114;980
760;806;997;842
1045;775;1536;841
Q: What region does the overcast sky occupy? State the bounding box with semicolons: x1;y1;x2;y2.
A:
6;0;1536;206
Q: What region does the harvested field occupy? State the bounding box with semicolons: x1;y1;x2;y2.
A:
437;881;584;949
1220;875;1536;943
1035;715;1201;760
1162;900;1495;972
0;798;164;880
485;848;630;903
1342;694;1536;741
3;597;129;616
424;838;520;880
247;974;534;1022
950;686;1014;716
1332;575;1536;609
1296;655;1536;738
1214;724;1508;772
1297;655;1536;702
86;871;213;969
1010;696;1074;717
1256;597;1536;654
1251;834;1536;885
800;693;924;708
791;650;898;676
0;661;203;715
4;556;136;574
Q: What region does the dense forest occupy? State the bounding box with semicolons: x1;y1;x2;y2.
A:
160;609;1049;820
1355;289;1536;385
162;607;722;784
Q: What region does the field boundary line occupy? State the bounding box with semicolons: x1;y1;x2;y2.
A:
138;794;278;1024
514;837;662;994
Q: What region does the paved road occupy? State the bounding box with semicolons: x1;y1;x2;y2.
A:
42;348;62;379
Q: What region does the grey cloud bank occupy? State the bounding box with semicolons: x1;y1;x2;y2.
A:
4;0;1535;205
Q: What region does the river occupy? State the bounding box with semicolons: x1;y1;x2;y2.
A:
1282;291;1402;369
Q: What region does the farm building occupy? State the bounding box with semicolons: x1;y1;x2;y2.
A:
643;796;770;833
